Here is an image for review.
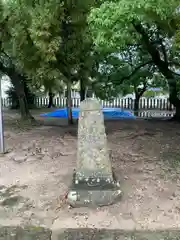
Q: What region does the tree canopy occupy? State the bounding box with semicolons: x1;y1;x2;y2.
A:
0;0;179;120
88;0;180;119
0;0;98;121
88;0;179;49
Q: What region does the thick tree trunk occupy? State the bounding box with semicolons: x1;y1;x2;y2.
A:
23;80;35;109
18;95;31;119
170;105;180;121
8;70;33;120
11;75;34;120
80;78;86;101
173;105;180;120
0;63;33;120
66;81;73;125
48;91;54;108
158;75;180;120
168;83;180;120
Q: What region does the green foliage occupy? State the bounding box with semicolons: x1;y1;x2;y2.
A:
143;90;156;97
0;0;178;106
143;89;167;97
173;15;180;45
1;0;97;97
88;0;179;51
91;55;123;99
91;48;169;100
2;0;63;85
91;47;153;99
88;0;180;103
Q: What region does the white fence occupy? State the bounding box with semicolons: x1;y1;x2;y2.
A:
2;96;174;111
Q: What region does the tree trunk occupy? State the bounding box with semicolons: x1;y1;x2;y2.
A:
11;75;34;120
48;91;54;108
170;105;180;121
66;81;73;125
80;78;86;101
0;63;33;120
158;74;180;120
23;80;35;109
8;71;33;120
134;86;146;116
134;95;140;116
168;83;180;120
173;105;180;120
18;95;32;119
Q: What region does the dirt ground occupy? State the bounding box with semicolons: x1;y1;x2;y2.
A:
1;110;180;234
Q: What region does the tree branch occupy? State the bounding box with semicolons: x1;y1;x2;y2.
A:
170;70;180;77
169;61;180;67
140;82;147;96
157;31;168;64
118;60;153;85
0;61;11;75
132;21;177;81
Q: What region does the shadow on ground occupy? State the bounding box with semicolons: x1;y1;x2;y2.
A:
0;184;28;207
2;111;180;239
39;118;145;136
0;228;180;240
0;226;51;240
54;229;180;240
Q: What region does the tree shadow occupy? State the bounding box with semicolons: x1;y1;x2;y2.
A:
41;119;138;137
55;228;180;239
0;184;28;207
39;117;179;138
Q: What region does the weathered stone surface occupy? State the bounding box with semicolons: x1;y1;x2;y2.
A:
76;98;112;180
67;98;121;207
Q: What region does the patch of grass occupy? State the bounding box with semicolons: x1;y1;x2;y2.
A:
132;231;180;240
159;151;180;181
0;185;5;191
0;185;28;203
161;151;180;168
60;230;180;239
1;196;23;206
0;226;51;239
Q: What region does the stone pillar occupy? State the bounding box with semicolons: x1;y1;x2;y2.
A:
67;98;121;207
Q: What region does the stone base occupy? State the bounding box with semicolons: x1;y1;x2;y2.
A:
67;171;122;207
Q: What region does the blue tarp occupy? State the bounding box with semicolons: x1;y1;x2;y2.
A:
40;108;135;119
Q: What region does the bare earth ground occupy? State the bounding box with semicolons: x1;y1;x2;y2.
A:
1;109;180;238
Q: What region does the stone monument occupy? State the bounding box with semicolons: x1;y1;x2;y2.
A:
67;98;121;207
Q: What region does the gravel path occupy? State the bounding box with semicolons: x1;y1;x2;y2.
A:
0;116;180;238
